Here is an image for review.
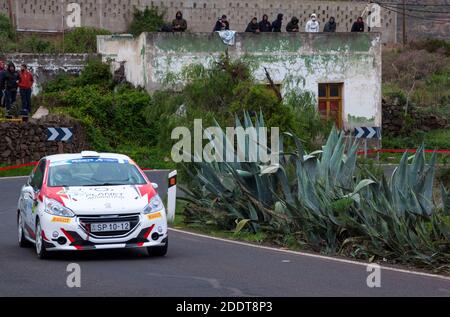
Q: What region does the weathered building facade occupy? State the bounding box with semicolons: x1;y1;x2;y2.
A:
97;32;382;131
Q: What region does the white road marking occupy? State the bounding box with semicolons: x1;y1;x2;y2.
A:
169;228;450;281
0;176;28;180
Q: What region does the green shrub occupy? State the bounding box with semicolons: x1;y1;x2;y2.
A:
0;13;14;40
128;6;166;36
62;27;111;53
410;38;450;56
42;73;77;93
78;58;113;87
16;35;55;53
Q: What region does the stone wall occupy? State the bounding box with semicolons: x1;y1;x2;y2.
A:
382;100;449;136
0;0;396;43
0;53;96;95
0;115;87;165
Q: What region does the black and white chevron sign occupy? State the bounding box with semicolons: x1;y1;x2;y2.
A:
354;127;381;139
47;127;73;142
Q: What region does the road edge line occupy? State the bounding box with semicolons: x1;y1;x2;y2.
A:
0;175;29;180
169;228;450;281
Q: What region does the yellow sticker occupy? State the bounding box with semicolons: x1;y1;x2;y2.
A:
147;212;162;220
51;216;71;223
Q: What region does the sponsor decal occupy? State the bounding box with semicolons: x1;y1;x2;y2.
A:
85;192;125;200
57;189;70;200
68;190;125;200
52;216;72;223
50;158;120;166
69;158;119;164
147;212;162;220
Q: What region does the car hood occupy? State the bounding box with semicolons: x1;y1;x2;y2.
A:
45;184;156;215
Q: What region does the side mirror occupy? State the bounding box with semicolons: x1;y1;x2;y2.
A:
22;185;36;200
151;182;158;189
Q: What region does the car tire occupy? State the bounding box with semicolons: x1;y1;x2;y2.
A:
35;219;49;259
17;212;30;248
147;237;168;257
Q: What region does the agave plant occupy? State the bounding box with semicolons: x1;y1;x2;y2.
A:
180;111;288;233
180;112;450;270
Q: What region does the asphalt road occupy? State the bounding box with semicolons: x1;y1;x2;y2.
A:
1;176;449;296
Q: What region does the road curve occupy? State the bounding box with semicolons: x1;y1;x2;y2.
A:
0;176;449;296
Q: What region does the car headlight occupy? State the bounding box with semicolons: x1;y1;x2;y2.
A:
143;195;164;214
45;198;75;217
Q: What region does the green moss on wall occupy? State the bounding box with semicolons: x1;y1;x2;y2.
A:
153;34;225;52
241;35;302;52
312;34;372;52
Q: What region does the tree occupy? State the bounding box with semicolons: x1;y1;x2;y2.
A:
127;6;166;36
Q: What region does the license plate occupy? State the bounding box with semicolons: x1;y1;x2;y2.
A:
90;222;130;232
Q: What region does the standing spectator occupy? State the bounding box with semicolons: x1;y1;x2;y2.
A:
3;62;19;115
172;11;187;32
245;17;260;33
272;13;283;32
18;64;34;115
213;15;230;31
323;17;337;32
0;61;5;108
305;13;320;32
286;17;299;32
259;14;272;32
351;17;365;32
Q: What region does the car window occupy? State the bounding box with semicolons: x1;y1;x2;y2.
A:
30;160;46;190
47;159;147;187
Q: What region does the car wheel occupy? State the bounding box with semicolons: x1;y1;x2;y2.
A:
18;212;30;248
35;220;49;259
147;237;168;257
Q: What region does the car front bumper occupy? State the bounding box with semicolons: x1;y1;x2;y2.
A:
38;210;168;251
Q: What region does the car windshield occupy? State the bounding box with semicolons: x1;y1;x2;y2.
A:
47;158;147;187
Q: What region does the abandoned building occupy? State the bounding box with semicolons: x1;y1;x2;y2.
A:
97;32;382;131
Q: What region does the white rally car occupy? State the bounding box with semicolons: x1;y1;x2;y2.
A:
17;151;176;259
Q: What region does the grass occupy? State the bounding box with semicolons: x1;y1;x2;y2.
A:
0;164;33;178
383;129;450;150
171;199;306;250
171;199;270;246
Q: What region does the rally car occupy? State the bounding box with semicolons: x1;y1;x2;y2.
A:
17;151;176;259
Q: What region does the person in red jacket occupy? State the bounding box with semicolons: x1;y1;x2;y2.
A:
18;64;34;115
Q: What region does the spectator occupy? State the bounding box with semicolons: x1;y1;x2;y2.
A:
272;13;283;32
0;61;5;107
305;13;320;32
351;17;365;32
3;62;19;115
323;17;336;32
18;64;34;115
213;15;230;31
172;11;187;32
245;17;260;33
259;14;272;32
286;17;299;32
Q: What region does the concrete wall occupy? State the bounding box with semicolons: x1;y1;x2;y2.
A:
1;53;95;95
98;32;382;131
0;0;396;43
